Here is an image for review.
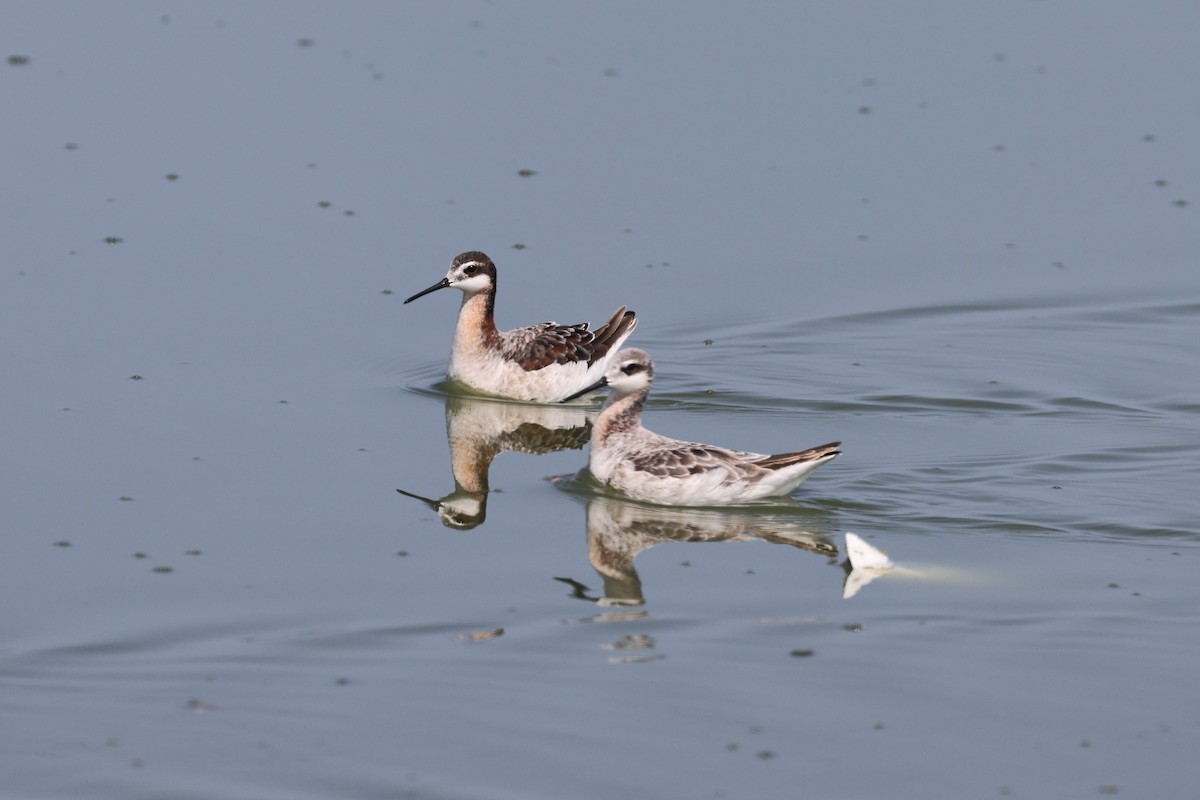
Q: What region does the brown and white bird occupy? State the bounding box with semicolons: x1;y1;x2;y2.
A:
563;349;841;505
405;251;637;403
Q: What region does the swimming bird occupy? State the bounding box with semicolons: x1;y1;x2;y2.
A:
562;348;841;505
404;251;637;403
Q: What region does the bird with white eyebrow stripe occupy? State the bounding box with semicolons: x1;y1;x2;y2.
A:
563;349;842;506
405;251;637;403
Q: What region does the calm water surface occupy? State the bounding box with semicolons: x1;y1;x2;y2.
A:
3;3;1199;799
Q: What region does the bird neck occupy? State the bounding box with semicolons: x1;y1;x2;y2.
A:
596;389;648;441
454;288;501;350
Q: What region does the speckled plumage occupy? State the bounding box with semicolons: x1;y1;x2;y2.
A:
571;349;841;505
405;251;637;403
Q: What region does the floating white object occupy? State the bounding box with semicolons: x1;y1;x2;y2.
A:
845;532;894;570
843;532;895;599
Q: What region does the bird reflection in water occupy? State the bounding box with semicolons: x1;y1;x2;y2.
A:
397;394;592;529
559;492;839;607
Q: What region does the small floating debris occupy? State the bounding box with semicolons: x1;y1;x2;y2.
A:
602;634;655;651
7;55;30;66
843;532;894;599
185;698;219;712
608;653;664;665
456;627;503;642
846;533;893;569
104;236;124;245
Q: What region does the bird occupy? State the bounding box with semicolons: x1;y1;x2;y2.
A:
562;348;841;505
404;251;637;403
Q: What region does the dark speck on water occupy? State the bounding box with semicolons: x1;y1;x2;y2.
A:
104;236;124;244
7;55;30;65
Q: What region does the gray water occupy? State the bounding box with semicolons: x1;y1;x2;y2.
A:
3;3;1199;798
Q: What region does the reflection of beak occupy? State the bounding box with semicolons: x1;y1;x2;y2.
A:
560;376;608;403
396;487;441;510
403;277;451;304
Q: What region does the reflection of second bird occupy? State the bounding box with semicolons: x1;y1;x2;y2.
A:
582;493;839;606
564;349;841;506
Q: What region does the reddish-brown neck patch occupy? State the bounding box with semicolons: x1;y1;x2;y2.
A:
456;291;502;350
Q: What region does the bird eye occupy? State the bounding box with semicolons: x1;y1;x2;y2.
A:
622;363;641;375
463;264;478;275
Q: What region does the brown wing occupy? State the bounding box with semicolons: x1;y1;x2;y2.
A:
627;442;766;481
752;442;842;470
504;307;636;372
587;307;637;365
